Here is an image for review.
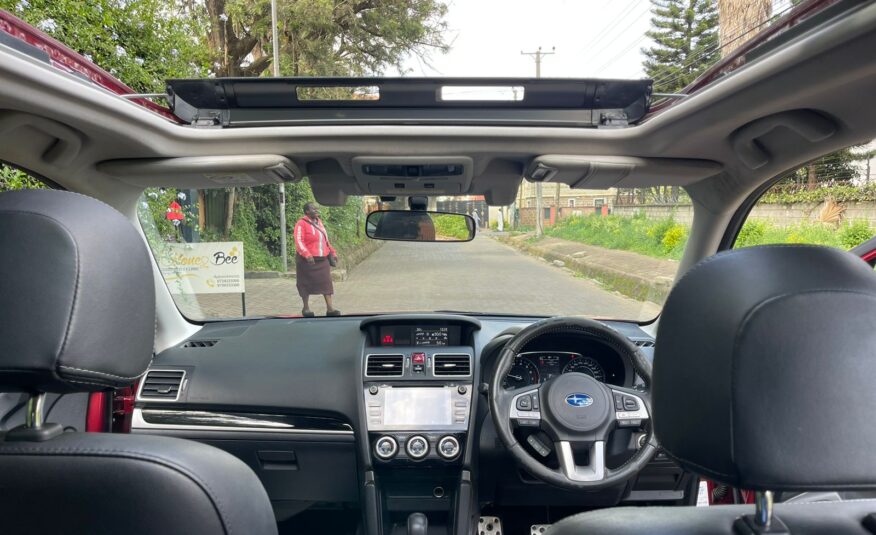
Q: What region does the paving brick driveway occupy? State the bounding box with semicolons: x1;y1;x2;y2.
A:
177;235;661;320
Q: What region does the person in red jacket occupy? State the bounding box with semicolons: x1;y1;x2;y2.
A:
294;203;340;317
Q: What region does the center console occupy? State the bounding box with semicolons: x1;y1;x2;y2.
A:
360;317;479;534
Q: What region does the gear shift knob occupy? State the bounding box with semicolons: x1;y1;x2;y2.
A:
407;512;428;535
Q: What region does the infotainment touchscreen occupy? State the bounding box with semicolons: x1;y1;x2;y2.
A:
383;388;452;426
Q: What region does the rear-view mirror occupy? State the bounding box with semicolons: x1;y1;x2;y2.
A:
365;210;475;242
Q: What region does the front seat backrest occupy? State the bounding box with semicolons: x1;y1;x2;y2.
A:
0;190;277;535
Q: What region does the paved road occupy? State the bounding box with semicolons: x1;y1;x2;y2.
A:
179;236;659;320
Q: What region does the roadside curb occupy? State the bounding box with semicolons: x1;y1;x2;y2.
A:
495;234;674;304
244;240;383;283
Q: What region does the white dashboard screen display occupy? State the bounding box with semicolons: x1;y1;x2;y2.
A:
384;388;451;426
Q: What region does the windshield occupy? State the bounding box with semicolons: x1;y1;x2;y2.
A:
138;184;692;321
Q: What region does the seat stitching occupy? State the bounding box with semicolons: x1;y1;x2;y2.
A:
58;365;145;381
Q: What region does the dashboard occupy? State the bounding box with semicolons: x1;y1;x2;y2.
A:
133;314;666;527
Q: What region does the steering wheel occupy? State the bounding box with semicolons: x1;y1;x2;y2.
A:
489;317;658;490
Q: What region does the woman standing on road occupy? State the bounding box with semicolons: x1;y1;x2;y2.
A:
294;203;340;317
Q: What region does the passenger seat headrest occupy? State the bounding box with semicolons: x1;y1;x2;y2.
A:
0;190;155;393
654;245;876;491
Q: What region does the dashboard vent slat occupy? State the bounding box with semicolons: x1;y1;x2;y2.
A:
183;340;218;348
634;340;655;348
433;354;471;377
366;354;404;377
139;370;185;401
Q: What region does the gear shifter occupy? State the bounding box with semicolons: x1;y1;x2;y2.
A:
407;512;428;535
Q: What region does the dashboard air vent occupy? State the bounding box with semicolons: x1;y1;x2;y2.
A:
634;339;655;348
366;354;404;377
183;340;218;348
139;370;185;401
433;354;471;377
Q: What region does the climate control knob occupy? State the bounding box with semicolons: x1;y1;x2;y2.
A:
406;435;430;460
374;436;398;460
437;436;461;460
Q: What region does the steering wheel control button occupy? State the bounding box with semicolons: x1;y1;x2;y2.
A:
518;418;539;427
516;396;533;411
437;436;461;459
531;393;539;410
623;397;639;411
406;435;429;459
526;434;552;457
613;393;624;410
374;436;398;460
619;419;642;428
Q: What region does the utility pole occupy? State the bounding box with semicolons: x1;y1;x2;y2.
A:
271;0;288;272
521;46;554;237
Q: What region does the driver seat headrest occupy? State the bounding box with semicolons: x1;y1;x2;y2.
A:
0;190;155;393
654;245;876;491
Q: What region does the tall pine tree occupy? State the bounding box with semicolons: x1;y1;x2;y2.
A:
643;0;719;93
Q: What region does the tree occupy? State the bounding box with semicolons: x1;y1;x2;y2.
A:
205;0;449;77
633;0;718;204
717;0;770;57
2;0;211;93
643;0;719;93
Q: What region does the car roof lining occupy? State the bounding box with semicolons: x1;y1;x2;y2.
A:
0;1;874;345
0;1;873;211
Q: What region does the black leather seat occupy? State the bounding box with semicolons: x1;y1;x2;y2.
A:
548;245;876;534
0;190;277;535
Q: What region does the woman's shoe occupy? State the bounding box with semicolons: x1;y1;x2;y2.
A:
302;308;315;318
326;309;341;317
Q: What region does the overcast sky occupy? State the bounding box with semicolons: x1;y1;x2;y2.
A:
398;0;657;79
397;0;795;79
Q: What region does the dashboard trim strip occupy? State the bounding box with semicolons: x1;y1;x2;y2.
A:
131;408;355;435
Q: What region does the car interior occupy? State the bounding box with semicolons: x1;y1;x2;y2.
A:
1;1;876;534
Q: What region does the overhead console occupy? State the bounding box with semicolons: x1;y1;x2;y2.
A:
352;156;474;196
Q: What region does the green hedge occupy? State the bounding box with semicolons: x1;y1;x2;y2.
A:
433;214;472;240
545;213;688;259
760;184;876;204
545;212;874;260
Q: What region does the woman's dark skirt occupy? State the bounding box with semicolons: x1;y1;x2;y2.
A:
296;254;334;297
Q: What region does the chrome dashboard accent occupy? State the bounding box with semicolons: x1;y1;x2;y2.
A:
136;369;187;403
131;408;354;435
432;353;472;378
364;353;406;378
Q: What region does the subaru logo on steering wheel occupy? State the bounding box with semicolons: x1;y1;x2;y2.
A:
565;393;593;407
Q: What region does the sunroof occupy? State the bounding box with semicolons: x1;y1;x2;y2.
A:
165;77;652;128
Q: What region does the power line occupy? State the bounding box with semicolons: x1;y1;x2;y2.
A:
652;1;775;88
651;2;795;91
575;0;649;61
521;46;555;78
521;46;554;238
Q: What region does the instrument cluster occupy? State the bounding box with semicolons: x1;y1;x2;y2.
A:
502;351;621;389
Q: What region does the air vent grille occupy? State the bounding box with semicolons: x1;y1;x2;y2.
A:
433;354;471;377
634;340;655;348
183;340;217;348
366;354;404;377
139;370;185;400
